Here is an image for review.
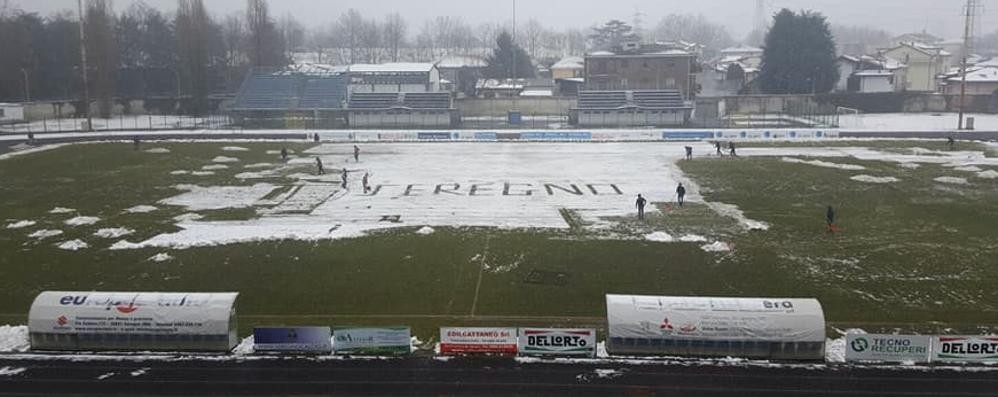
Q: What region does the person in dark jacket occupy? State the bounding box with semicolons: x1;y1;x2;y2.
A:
728;141;737;157
715;141;723;156
636;194;648;220
676;183;687;207
354;145;360;162
826;205;836;232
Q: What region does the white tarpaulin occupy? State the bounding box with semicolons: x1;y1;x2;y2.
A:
29;291;238;336
606;295;825;342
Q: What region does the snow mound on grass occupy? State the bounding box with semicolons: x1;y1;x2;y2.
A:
266;150;294;155
235;171;277;180
898;163;921;169
173;213;204;222
851;175;900;184
934;176;969;185
148;253;173;263
159;183;277;211
6;220;36;229
706;202;770;231
416;226;436;235
124;205;158;214
954;166;983;172
48;207;75;214
644;232;674;242
781;157;866;171
57;239;89;251
202;164;229;171
977;170;998;179
222;146;250;152
679;234;708;242
244;163;274;169
144;148;170;154
0;325;29;353
109;240;142;250
170;170;190;176
65;216;100;226
212;156;240;163
94;228;134;239
700;241;732;252
29;229;63;240
191;171;215;176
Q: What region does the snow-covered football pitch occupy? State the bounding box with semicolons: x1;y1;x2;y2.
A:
1;139;997;337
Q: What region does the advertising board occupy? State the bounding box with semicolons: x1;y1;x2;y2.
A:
933;336;998;363
518;328;596;357
333;327;411;355
253;327;332;354
440;327;518;355
845;334;931;363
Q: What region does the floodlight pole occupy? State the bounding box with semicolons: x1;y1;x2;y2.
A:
512;0;517;80
958;0;976;131
77;0;93;132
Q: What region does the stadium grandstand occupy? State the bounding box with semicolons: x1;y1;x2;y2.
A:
570;90;694;127
230;63;455;128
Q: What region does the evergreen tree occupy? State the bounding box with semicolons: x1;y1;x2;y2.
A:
483;31;535;79
759;9;839;94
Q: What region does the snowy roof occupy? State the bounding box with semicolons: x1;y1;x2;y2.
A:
520;89;554;97
349;63;436;74
551;56;585;70
947;66;998;83
721;45;763;55
589;51;615;56
854;70;894;77
286;63;348;76
435;55;487;69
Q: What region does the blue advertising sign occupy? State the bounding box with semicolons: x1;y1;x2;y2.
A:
474;132;499;140
662;131;715;140
417;132;453;140
520;132;592;141
253;327;332;354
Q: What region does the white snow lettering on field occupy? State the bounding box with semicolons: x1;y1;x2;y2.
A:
65;216;100;226
124;205;158;214
5;220;36;229
56;239;89;251
934;177;969;185
212;156;240;163
851;175;900;184
28;229;63;240
94;228;135;239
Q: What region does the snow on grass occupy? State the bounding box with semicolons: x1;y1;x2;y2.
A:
191;171;215;176
130;368;150;377
851;175;900;184
232;336;255;356
898;163;921;169
94;228;135;239
700;241;733;252
222;146;250;152
934;176;969;185
124;205;158;214
977;170;998;179
0;325;29;353
781;157;865;171
144;148;170;154
953;166;983;172
170;170;190;175
148;253;173;263
644;231;674;242
173;213;204;222
416;226;436;235
96;372;115;380
705;202;770;231
48;207;75;214
159;183;277;211
28;229;63;240
212;156;240;163
235;170;278;180
0;366;27;377
266;149;294;155
678;234;708;242
5;220;36;229
56;239;89;251
65;216;100;226
244;163;275;169
201;164;229;171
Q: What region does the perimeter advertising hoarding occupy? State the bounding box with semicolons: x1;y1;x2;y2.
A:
333;327;411;355
440;327;518;355
933;336;998;363
518;328;597;357
845;334;931;363
253;327;332;354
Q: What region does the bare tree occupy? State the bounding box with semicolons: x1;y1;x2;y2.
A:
831;24;891;55
221;13;246;89
333;9;364;64
358;18;381;63
177;0;211;114
653;14;734;57
415;20;435;61
85;0;118;118
383;12;406;62
476;23;502;56
565;29;586;56
520;18;545;60
246;0;285;67
279;13;305;62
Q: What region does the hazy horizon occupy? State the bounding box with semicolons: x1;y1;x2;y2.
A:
8;0;987;41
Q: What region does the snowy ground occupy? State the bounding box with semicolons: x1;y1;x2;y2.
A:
102;141;998;250
839;113;998;131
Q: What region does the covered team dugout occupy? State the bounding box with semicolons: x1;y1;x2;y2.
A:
29;291;239;352
606;295;826;360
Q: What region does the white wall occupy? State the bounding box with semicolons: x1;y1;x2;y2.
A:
0;104;25;123
859;76;894;93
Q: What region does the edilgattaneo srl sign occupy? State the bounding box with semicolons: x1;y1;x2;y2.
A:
933;336;998;363
518;328;596;357
440;327;517;355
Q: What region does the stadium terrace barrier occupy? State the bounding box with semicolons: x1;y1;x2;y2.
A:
29;291;239;352
313;129;839;143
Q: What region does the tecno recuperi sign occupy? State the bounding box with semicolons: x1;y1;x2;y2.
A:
845;334;931;363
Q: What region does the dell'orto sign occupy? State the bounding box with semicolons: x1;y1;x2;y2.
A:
440;327;518;355
518;328;596;357
933;336;998;363
253;327;332;354
845;334;931;363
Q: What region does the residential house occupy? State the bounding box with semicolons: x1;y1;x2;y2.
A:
837;55;907;93
551;56;585;80
435;55;487;97
584;45;700;99
942;66;998;96
879;42;952;92
347;63;441;95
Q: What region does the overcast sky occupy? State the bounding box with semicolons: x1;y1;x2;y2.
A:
10;0;990;40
